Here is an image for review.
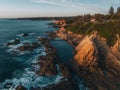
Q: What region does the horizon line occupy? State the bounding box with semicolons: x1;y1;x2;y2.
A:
0;13;108;19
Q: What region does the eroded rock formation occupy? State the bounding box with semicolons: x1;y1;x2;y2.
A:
73;33;120;90
74;36;98;70
111;34;120;59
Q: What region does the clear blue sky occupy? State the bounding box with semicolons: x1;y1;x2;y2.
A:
0;0;120;18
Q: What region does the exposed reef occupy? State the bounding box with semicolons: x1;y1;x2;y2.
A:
3;32;83;90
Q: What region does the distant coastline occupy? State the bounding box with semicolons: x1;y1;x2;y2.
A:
7;16;73;21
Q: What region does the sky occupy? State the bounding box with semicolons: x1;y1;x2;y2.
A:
0;0;120;18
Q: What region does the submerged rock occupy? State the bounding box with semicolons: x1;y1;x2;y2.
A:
6;38;20;46
16;85;27;90
17;42;41;51
17;45;33;51
32;42;41;48
23;42;30;46
22;33;29;37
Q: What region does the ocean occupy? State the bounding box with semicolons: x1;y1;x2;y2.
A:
0;19;74;90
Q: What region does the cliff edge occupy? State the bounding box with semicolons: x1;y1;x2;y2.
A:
73;32;120;90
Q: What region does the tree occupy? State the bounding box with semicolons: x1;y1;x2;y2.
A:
116;7;120;14
109;6;114;15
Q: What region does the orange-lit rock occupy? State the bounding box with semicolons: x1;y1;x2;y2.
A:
111;34;120;59
73;33;120;90
54;19;66;25
74;36;98;67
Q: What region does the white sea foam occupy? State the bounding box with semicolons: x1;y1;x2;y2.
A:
6;41;39;55
16;33;29;38
1;48;63;90
29;32;36;36
7;45;31;55
6;41;46;55
16;33;37;39
1;33;63;90
0;67;63;90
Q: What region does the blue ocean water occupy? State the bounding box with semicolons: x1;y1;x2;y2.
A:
0;19;75;89
0;20;55;82
0;19;55;44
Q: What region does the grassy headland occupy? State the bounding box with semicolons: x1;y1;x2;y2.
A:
65;7;120;46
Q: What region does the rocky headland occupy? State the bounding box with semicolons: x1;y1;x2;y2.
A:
3;17;120;90
53;19;120;90
4;32;81;90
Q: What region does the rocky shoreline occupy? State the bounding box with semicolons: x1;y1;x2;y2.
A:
0;17;119;90
3;25;84;90
53;19;120;90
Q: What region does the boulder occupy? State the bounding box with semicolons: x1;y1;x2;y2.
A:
17;42;40;51
59;63;71;78
16;85;27;90
38;37;49;45
38;54;58;76
17;45;33;51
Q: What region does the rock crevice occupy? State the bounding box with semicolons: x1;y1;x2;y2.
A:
73;33;120;90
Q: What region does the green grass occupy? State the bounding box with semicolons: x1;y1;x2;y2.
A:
67;21;120;46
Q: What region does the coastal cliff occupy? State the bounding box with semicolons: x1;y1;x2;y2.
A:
73;33;120;90
54;19;120;90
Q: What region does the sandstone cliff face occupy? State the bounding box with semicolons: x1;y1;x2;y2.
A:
74;36;98;68
73;33;120;90
111;34;120;59
54;20;120;89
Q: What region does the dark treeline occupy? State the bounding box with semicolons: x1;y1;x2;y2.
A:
66;6;120;24
11;16;74;21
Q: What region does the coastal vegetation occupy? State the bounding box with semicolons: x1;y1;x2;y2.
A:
52;6;120;90
66;6;120;46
